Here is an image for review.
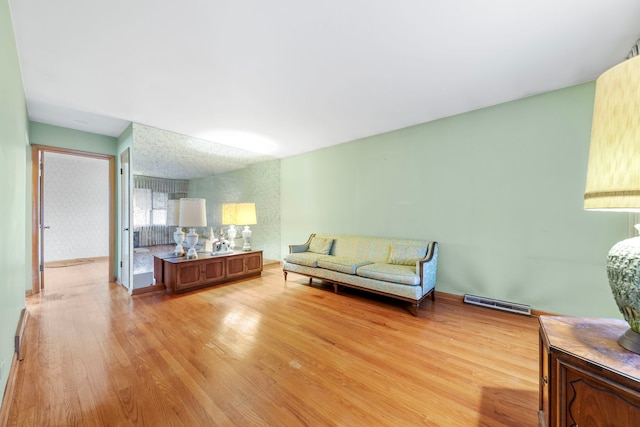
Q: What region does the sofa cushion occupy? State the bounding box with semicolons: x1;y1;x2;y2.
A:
317;256;374;275
388;243;427;266
309;237;334;255
356;263;420;286
284;252;326;267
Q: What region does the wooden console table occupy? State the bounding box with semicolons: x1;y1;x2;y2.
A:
154;250;263;294
539;316;640;427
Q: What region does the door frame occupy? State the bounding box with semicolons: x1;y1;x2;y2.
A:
30;145;116;294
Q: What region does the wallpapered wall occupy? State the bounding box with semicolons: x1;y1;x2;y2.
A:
188;159;281;261
43;152;110;262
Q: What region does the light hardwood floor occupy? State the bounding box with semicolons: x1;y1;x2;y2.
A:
5;260;540;426
43;257;110;291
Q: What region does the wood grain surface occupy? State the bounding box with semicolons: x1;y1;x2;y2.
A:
4;259;540;426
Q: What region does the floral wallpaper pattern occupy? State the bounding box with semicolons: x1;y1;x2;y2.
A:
188;159;281;261
132;123;276;180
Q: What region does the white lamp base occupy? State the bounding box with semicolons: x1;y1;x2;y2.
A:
173;227;185;256
242;225;252;251
185;228;199;259
227;225;237;250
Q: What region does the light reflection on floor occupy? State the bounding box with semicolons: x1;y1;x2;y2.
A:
216;309;262;357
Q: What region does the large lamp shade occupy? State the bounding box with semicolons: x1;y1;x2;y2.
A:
221;203;238;225
236;203;257;225
585;55;640;211
179;198;207;227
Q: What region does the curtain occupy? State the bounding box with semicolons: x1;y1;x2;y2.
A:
133;175;189;194
133;175;189;246
136;225;177;247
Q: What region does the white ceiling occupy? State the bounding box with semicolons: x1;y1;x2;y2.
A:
9;1;640;162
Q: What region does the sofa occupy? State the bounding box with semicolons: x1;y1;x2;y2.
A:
283;233;438;315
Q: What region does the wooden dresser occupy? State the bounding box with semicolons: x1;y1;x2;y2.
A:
539;316;640;427
154;250;263;294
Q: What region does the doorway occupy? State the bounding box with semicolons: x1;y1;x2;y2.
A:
31;145;116;294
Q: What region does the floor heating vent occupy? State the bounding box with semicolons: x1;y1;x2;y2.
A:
463;294;531;316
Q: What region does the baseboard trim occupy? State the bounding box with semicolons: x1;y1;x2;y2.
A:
131;283;166;296
434;291;463;303
262;258;282;267
264;260;282;269
15;309;28;361
0;310;27;423
0;353;19;426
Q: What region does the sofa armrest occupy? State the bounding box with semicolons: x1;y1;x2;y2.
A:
418;242;438;293
288;234;316;254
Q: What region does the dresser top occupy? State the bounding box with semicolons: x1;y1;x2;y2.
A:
540;316;640;380
154;249;262;264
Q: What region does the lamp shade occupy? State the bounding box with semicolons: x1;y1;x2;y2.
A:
584;55;640;211
166;199;180;226
221;203;238;225
236;203;257;225
178;198;207;227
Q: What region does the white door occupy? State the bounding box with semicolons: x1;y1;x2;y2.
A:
120;148;132;291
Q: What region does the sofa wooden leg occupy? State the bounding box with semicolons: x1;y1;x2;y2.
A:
409;303;419;317
309;277;312;285
333;283;338;293
284;271;288;281
431;289;435;301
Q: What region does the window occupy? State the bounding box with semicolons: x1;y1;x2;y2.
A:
133;188;169;226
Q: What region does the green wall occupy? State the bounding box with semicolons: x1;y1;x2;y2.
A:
0;0;28;403
281;82;628;317
29;121;118;156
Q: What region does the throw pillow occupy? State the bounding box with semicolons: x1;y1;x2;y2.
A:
308;237;334;255
388;243;427;266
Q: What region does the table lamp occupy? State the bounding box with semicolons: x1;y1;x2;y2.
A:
584;54;640;353
179;198;207;259
221;203;238;250
236;203;257;251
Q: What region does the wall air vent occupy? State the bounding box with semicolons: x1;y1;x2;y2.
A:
463;294;531;316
